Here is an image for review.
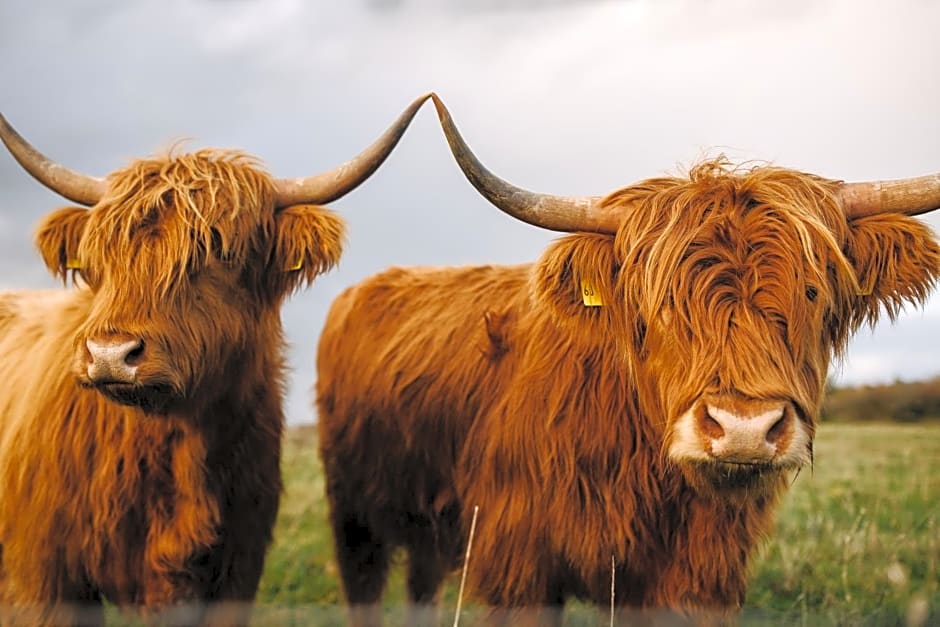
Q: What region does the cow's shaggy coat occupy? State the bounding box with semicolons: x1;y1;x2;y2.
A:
316;161;940;625
0;151;344;626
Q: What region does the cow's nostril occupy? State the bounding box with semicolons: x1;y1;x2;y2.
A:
701;408;726;439
125;340;145;366
766;414;788;445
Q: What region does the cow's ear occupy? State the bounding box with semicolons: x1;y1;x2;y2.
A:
268;204;346;298
34;206;89;280
532;233;620;329
844;214;940;328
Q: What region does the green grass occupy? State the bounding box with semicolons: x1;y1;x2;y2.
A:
255;423;939;626
746;423;939;626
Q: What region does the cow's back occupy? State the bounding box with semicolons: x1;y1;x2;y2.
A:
316;264;529;543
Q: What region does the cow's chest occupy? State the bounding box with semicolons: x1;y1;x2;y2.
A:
82;418;221;602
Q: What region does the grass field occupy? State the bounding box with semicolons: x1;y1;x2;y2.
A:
254;422;939;626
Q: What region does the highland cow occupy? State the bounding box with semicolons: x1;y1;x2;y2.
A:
0;94;429;626
316;95;940;626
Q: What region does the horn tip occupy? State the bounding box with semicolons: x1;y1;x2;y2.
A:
429;93;452;121
404;92;435;119
0;112;17;142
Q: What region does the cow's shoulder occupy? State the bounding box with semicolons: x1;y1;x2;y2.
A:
0;288;86;334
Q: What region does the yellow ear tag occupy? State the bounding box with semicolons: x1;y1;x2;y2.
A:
66;258;82;269
286;258;303;271
581;279;603;307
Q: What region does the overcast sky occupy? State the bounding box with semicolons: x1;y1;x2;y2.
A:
2;0;938;424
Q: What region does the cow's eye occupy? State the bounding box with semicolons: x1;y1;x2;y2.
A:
74;267;99;290
805;285;818;302
210;229;236;264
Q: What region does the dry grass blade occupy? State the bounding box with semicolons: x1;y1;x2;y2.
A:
453;505;480;627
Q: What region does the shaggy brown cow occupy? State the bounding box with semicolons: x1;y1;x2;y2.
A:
0;94;429;627
316;95;940;625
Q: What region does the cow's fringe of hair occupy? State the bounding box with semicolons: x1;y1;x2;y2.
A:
609;158;939;341
34;148;346;315
81;149;277;303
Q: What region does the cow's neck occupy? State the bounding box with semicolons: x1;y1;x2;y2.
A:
648;477;787;611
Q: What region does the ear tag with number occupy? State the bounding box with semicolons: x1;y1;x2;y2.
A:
581;279;603;307
286;258;303;271
66;258;82;269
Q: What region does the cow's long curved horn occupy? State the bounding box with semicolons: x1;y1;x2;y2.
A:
430;94;612;233
0;113;106;207
273;93;432;207
840;174;940;219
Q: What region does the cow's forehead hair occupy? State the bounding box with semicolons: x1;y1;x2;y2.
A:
74;149;278;301
98;148;274;228
609;159;859;309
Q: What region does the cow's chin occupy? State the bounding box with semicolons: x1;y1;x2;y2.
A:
88;381;178;414
678;460;791;496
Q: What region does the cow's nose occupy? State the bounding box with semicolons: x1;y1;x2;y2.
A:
85;338;144;384
700;401;790;464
